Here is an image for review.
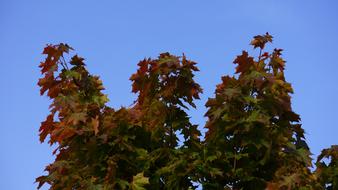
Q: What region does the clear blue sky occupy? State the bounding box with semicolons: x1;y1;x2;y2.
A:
1;1;337;189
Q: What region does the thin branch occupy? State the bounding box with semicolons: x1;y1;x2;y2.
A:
58;60;67;70
233;150;237;172
258;48;262;62
61;55;69;70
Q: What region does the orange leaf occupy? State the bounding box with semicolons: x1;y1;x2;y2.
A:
92;116;99;135
233;51;254;74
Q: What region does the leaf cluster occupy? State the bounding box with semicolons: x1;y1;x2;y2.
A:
36;34;337;190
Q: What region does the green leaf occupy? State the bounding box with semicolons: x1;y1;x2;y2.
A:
131;173;149;190
115;179;130;190
63;70;81;80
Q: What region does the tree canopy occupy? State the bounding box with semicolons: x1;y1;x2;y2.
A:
36;34;337;190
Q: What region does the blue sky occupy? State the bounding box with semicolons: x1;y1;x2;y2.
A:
1;1;337;189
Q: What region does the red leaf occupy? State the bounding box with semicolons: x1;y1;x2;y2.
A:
39;114;55;143
42;45;57;55
138;59;149;74
233;51;254;74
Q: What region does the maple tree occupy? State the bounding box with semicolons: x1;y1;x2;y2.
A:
36;34;337;189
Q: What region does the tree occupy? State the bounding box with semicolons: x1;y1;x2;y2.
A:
36;34;337;190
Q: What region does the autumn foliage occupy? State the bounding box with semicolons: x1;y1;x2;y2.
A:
37;34;337;189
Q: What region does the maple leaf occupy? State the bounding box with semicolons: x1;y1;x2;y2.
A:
58;43;73;53
70;55;85;66
138;59;149;74
36;36;335;190
233;51;255;73
67;112;87;125
39;114;55;143
250;32;273;49
42;45;57;55
270;48;286;72
131;172;149;190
